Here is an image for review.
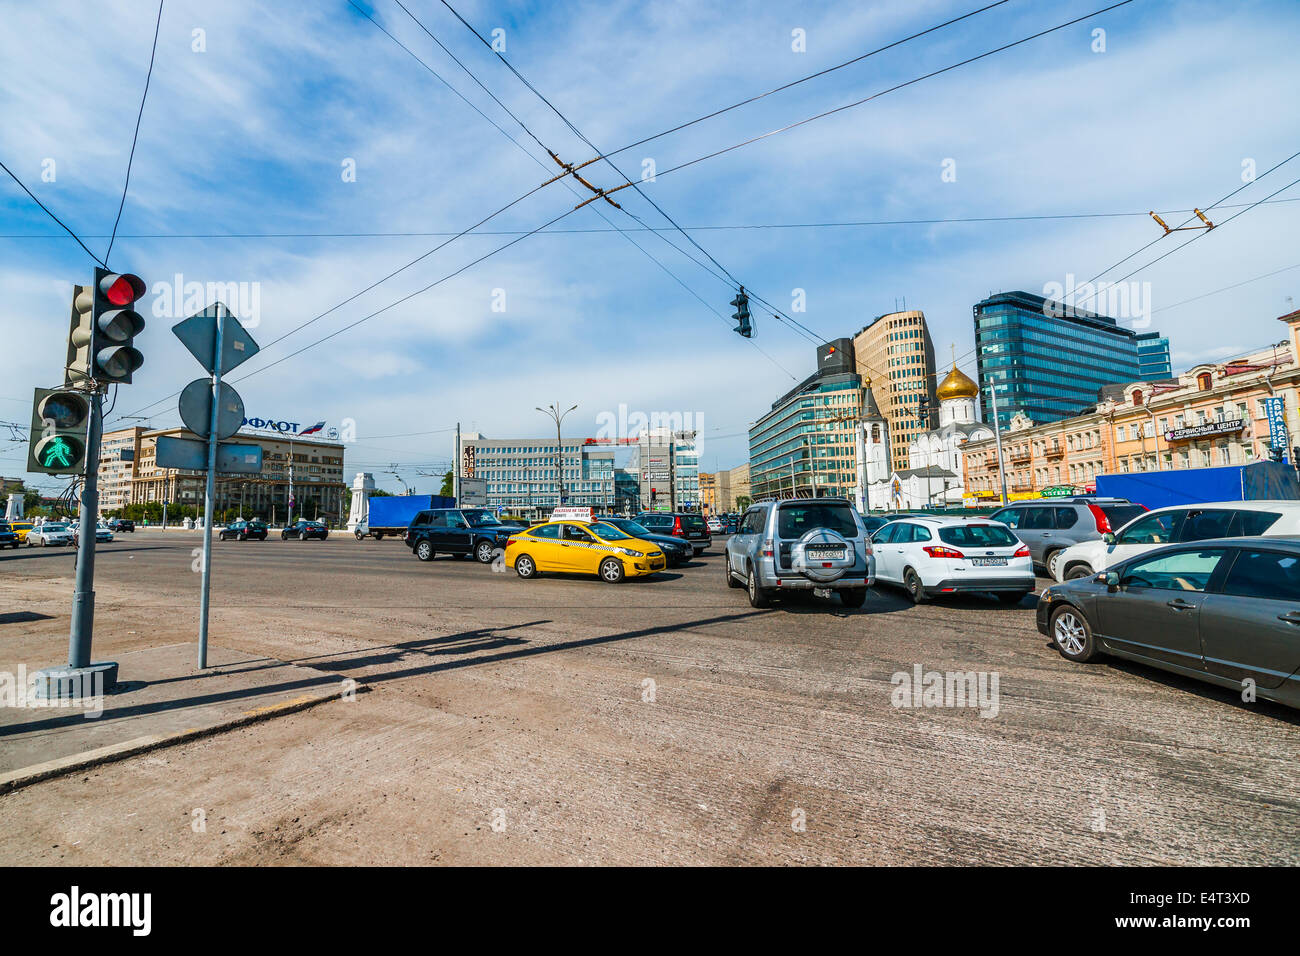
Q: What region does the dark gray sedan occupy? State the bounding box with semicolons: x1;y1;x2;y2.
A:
1036;536;1300;708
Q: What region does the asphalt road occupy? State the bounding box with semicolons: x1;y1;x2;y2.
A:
2;531;1298;865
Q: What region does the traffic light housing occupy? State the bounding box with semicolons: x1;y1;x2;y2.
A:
27;387;90;475
65;284;95;386
90;267;146;383
730;287;752;338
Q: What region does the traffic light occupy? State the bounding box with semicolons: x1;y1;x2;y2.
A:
730;287;752;338
27;387;90;475
89;267;146;383
65;284;95;386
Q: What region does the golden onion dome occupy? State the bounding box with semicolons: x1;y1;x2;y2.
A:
936;364;979;400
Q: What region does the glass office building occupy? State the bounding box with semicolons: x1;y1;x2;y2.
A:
749;339;863;501
1135;331;1173;379
973;291;1141;431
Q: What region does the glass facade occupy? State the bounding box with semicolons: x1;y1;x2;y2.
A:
464;437;615;514
1135;331;1173;379
974;291;1141;431
749;373;863;500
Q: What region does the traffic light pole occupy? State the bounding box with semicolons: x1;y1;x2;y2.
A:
68;387;103;669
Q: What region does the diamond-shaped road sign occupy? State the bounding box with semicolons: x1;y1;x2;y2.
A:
172;302;259;375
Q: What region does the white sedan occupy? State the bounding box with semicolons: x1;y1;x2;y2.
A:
1052;500;1300;581
870;516;1036;604
27;522;75;546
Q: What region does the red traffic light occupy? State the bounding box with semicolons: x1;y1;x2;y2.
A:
99;272;146;307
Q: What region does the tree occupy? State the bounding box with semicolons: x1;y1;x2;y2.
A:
440;470;454;497
735;495;752;511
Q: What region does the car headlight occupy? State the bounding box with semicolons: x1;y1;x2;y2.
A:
617;547;643;557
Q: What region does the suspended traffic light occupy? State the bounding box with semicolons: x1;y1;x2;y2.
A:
90;267;146;383
27;387;90;475
730;287;752;338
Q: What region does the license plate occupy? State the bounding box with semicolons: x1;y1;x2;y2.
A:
808;549;845;560
971;557;1008;567
650;559;664;570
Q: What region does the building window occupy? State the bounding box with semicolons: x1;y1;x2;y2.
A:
1197;372;1212;391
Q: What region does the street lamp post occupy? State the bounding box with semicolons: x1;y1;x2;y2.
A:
536;402;577;508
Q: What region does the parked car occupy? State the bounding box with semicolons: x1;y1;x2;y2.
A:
599;517;692;567
706;516;723;534
220;519;268;541
633;512;712;555
1052;501;1300;582
1037;538;1300;709
721;514;739;534
725;497;874;608
9;521;33;543
506;518;666;582
871;516;1034;604
27;522;74;546
282;520;328;541
858;513;891;535
72;522;114;543
0;522;18;549
108;518;135;533
404;508;519;563
988;497;1147;579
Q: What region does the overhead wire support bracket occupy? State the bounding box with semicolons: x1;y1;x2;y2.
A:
548;150;622;209
1149;207;1214;235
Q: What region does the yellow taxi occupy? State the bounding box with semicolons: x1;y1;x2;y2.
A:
506;508;666;583
9;521;34;544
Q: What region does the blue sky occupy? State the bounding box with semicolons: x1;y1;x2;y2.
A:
2;0;1299;493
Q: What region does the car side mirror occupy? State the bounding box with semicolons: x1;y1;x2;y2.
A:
1102;532;1116;545
1096;571;1120;592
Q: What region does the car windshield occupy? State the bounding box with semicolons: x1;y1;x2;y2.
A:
777;503;858;538
939;524;1019;547
46;524;69;531
611;520;652;536
463;510;501;527
589;522;631;541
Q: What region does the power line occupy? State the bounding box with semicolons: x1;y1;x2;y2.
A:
10;197;1299;240
104;0;164;266
0;158;108;266
645;1;1135;183
1149;261;1300;315
1074;148;1300;298
435;0;829;347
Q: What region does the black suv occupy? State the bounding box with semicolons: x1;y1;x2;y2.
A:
633;512;712;555
220;519;268;541
405;508;518;563
282;519;328;540
108;518;134;533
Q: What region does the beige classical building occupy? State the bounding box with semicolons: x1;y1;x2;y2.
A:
853;309;938;473
699;471;717;513
98;425;347;523
962;308;1300;503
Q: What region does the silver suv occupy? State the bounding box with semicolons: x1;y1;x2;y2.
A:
724;497;875;608
987;496;1146;580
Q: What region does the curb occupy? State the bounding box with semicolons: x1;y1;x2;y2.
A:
0;681;369;796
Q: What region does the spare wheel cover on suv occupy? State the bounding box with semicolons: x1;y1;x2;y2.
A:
790;528;854;583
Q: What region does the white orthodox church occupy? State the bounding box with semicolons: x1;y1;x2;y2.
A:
860;362;993;511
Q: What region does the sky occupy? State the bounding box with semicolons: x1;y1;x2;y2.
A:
2;0;1298;494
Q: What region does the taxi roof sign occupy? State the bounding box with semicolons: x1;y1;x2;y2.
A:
550;506;594;522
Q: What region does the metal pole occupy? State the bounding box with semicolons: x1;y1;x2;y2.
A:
669;436;676;511
287;436;295;525
989;379;1009;506
67;387;103;669
454;422;461;505
198;307;225;669
555;414;564;505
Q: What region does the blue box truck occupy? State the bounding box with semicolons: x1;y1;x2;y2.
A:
1095;460;1300;511
356;494;455;540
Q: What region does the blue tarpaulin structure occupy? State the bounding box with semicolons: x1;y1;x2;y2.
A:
1095;461;1300;511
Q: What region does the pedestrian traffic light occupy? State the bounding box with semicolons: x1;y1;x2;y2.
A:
27;387;90;475
90;267;146;383
730;287;752;338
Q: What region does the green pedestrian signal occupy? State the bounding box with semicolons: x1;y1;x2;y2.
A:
27;388;90;475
